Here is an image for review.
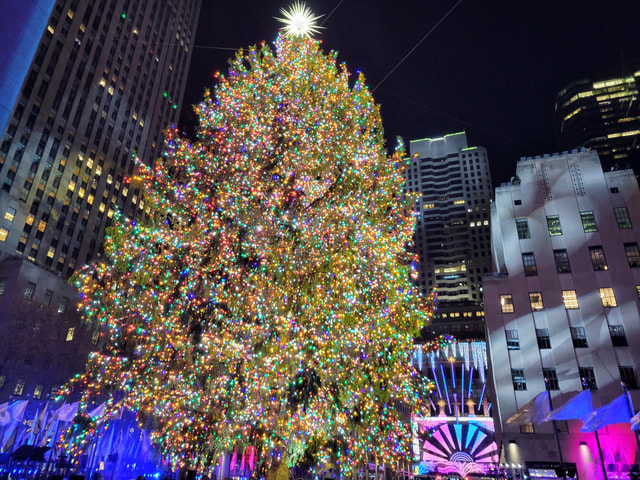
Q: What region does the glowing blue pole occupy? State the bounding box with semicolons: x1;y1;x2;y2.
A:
468;366;474;398
478;383;486;407
432;367;442;398
440;364;451;414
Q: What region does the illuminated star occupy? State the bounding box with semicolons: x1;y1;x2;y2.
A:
275;1;325;38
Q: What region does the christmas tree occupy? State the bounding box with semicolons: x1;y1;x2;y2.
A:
66;5;431;476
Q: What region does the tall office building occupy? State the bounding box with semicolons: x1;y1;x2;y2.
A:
0;0;201;277
485;150;640;478
405;132;493;335
0;0;201;400
554;65;640;173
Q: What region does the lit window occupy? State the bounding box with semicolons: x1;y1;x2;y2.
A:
519;424;534;434
546;215;562;236
562;290;579;310
37;220;46;232
522;252;537;276
609;325;628;346
580;211;597;232
24;281;36;301
589;246;607;271
0;278;6;295
25;214;35;225
571;327;588;348
516;218;530;239
47;25;54;34
511;369;527;391
4;207;16;222
0;375;6;389
453;199;464;205
423;203;434;209
625;243;640;268
66;327;75;341
0;227;7;242
33;384;44;399
500;294;514;313
505;330;520;350
14;379;25;396
529;292;544;310
614;207;632;229
599;287;617;307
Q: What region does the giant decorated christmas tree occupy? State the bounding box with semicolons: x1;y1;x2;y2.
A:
65;3;432;477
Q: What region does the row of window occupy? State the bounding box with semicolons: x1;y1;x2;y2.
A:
506;324;628;352
0;278;69;313
0;375;58;399
511;365;638;391
500;286;624;313
515;207;631;239
520;242;640;277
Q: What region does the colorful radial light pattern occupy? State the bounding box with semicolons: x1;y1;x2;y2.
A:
65;34;432;476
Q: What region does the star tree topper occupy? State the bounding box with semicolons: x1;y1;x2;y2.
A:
275;1;325;38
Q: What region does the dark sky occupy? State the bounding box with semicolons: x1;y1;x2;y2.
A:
179;0;640;185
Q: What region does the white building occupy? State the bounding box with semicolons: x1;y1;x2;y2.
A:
485;149;640;478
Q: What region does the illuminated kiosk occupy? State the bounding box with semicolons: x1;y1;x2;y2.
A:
412;338;502;478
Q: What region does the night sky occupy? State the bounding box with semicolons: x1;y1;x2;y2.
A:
179;1;640;185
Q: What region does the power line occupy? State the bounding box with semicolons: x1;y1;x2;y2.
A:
372;0;463;92
321;0;346;26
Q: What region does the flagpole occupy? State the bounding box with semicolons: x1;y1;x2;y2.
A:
622;383;640;453
593;430;608;480
545;378;566;479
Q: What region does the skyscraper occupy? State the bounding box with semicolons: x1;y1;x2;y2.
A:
0;0;201;277
0;0;201;401
485;149;640;478
554;65;640;173
405;132;493;335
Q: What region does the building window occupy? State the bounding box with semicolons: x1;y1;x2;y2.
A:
546;215;562;236
579;367;597;390
0;277;6;295
529;292;544;311
57;296;69;314
580;211;597;232
514;199;522;206
571;327;588;348
543;368;560;390
511;369;527;391
599;287;617;307
4;206;16;222
536;328;551;349
14;379;25;396
506;330;520;350
589;246;607;271
562;290;579;310
33;383;44;400
556;420;569;434
34;320;43;333
620;366;639;390
554;249;571;273
610;187;619;194
66;327;75;341
516;218;530;239
609;325;628;346
24;282;36;301
625;243;640;268
0;227;7;242
519;424;534;434
42;289;53;307
614;207;632;229
500;294;514;313
637;285;640;300
522;252;537;276
0;375;5;390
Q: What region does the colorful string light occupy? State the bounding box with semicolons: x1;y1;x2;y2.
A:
65;33;433;477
